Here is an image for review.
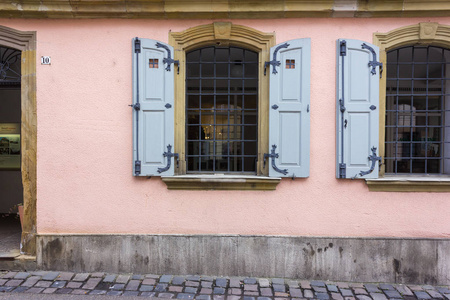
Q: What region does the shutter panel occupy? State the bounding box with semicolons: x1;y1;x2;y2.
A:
336;39;381;179
132;38;176;176
267;38;310;178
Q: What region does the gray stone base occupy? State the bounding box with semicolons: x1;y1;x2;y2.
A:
37;235;450;285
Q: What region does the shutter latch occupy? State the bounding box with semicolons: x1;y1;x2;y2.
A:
129;103;140;110
264;43;290;75
339;163;346;178
264;144;288;175
135;160;141;175
157;144;179;174
353;147;381;179
361;43;383;78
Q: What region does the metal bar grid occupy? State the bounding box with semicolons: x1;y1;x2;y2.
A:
0;46;21;84
185;46;259;173
385;45;448;174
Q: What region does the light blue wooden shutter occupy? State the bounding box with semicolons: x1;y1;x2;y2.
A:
267;38;310;178
132;38;176;176
336;39;381;179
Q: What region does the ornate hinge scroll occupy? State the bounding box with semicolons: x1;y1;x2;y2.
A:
361;43;383;78
357;147;381;177
264;43;290;76
264;145;288;175
157;145;179;174
155;42;180;73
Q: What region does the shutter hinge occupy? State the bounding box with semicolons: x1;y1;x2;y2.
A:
355;147;381;178
135;160;141;175
339;163;346;178
361;43;383;78
263;144;288;175
134;38;141;54
157;144;179;174
264;42;290;75
340;40;347;56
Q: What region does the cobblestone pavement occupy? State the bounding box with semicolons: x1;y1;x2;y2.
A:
0;271;449;299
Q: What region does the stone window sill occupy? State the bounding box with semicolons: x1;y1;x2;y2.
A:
366;175;450;192
161;175;281;190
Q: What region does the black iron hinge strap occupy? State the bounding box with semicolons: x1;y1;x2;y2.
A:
157;145;179;174
134;37;141;175
361;43;383;78
264;43;290;76
263;145;288;175
339;40;346;178
353;147;381;179
156;42;180;73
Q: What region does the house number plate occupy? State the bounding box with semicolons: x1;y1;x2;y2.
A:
41;56;51;65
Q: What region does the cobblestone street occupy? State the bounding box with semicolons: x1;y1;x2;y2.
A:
0;271;449;299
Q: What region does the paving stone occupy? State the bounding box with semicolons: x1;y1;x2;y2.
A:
216;278;228;287
107;290;123;296
261;287;273;296
91;272;104;278
51;281;67;288
428;290;444;299
178;293;195;299
350;283;365;288
275;292;290;297
103;274;116;283
258;297;272;300
22;276;40;287
2;272;17;279
132;274;144;280
231;288;242;295
337;282;350;289
71;289;89;295
354;288;368;295
42;272;60;281
83;278;101;290
214;287;226;294
172;276;185;285
356;296;372;300
160;275;173;283
143;278;156;285
244;278;257;284
155;284;168;292
0;279;6;286
185;287;198;294
396;285;414;296
341;289;354;297
384;290;402;298
365;284;381;293
14;272;30;279
331;292;344;300
213;295;226;300
272;278;285;285
311;281;326;287
344;298;356;300
410;286;425;291
55;288;73;294
424;286;436;290
199;288;212;294
273;284;286;293
313;286;328;293
56;272;74;281
67;282;83;289
380;284;395;291
186;275;201;282
202;276;214;282
244;284;258;291
125;279;141;291
290;288;302;297
415;291;432;299
23;287;44;294
371;292;388;300
245;291;259;296
230;278;241;288
243;296;256;300
300;280;311;289
288;280;299;287
123;291;140;296
0;286;14;292
327;284;339;293
111;283;125;290
196;295;212;300
116;274;131;284
202;281;213;288
304;289;314;298
90;289;107;295
5;279;23;287
72;273;90;282
444;294;450;300
316;292;330;299
42;288;57;294
437;288;450;294
257;278;270;288
186;281;200;287
12;286;29;293
141;285;156;292
30;271;46;276
145;274;160;279
228;296;241;300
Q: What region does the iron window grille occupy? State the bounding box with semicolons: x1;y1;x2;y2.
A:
385;45;450;174
0;46;21;86
185;46;259;173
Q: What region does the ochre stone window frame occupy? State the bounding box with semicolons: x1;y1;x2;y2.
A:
369;22;450;192
0;25;37;254
164;23;280;190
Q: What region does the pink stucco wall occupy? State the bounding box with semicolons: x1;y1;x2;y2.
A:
1;17;449;238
